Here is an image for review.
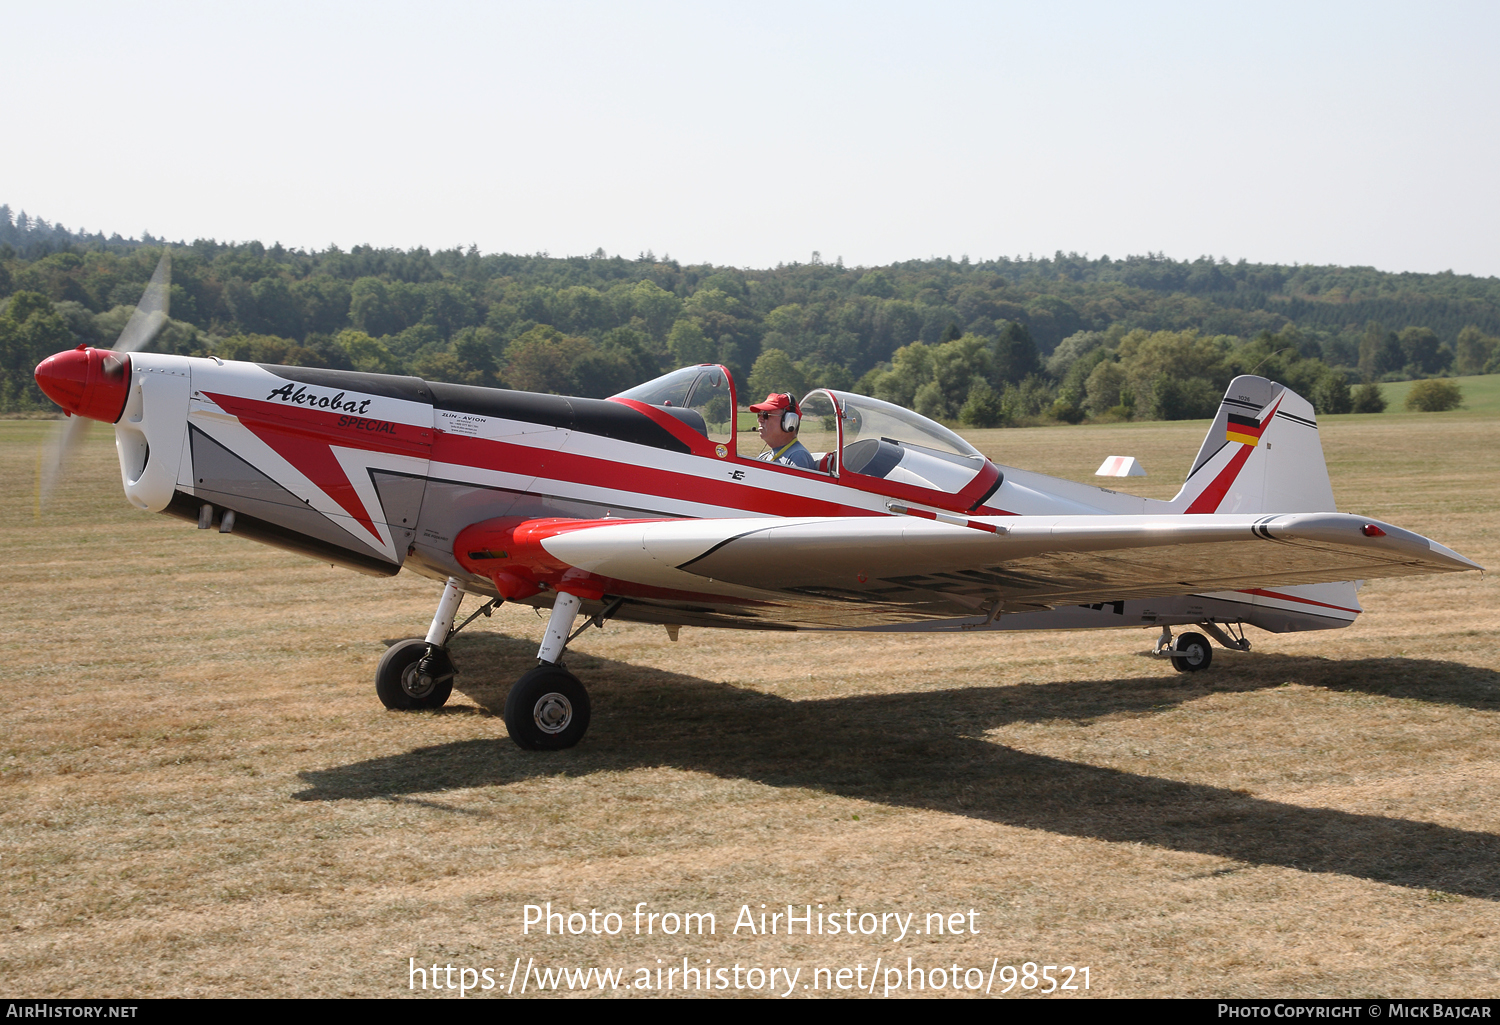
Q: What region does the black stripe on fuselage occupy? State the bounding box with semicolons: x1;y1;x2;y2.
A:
259;365;694;455
258;364;434;403
427;382;694;454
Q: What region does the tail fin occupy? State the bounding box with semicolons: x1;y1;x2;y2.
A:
1168;375;1336;514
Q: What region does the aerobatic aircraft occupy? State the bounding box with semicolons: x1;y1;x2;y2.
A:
33;257;1481;750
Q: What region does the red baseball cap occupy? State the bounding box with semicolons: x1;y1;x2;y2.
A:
749;392;798;413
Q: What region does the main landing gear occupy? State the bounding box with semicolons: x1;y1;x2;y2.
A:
376;579;618;751
1153;622;1251;673
503;592;592;750
502;591;621;750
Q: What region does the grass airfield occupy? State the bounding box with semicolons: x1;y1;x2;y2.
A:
1;408;1497;999
1377;373;1500;416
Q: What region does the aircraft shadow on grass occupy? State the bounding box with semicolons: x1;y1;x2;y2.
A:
296;633;1500;899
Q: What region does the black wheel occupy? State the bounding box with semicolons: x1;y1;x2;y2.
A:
1170;632;1213;673
504;664;590;750
376;639;454;710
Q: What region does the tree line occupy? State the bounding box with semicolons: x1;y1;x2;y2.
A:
2;203;1497;419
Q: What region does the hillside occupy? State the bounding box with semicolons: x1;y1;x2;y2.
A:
3;204;1498;422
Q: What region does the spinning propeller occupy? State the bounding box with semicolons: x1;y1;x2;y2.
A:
33;253;171;513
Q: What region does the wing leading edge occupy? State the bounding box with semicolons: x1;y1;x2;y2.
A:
513;513;1479;629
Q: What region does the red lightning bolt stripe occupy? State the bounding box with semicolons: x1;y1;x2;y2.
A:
204;392;432;546
1185;396;1283;514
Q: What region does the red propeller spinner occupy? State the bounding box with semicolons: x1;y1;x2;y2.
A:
34;345;133;423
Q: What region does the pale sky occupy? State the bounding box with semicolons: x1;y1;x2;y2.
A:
6;1;1498;277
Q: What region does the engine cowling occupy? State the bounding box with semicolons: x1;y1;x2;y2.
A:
34;346;133;423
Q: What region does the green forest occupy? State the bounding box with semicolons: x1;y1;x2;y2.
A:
4;204;1499;424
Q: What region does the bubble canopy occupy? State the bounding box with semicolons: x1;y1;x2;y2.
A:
825;390;982;461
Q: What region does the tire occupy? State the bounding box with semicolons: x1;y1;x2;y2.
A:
376;639;454;710
504;664;590;750
1170;632;1213;673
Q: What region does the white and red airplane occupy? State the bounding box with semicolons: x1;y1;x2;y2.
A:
33;259;1480;750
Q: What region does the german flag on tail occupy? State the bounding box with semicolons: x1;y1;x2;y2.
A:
1226;411;1268;446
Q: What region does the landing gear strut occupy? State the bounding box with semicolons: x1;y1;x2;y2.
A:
501;591;610;750
378;578;614;747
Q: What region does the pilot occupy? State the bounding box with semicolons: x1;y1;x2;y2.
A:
749;392;817;470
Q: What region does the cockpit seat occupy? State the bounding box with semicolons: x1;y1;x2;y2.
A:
841;437;905;479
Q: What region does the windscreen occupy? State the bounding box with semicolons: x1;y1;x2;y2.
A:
616;365;735;447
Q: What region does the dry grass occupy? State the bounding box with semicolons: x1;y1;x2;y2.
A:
1;412;1497;999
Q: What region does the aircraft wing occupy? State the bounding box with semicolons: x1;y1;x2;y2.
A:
514;512;1480;628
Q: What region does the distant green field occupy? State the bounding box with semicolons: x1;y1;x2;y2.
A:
1365;374;1500;415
